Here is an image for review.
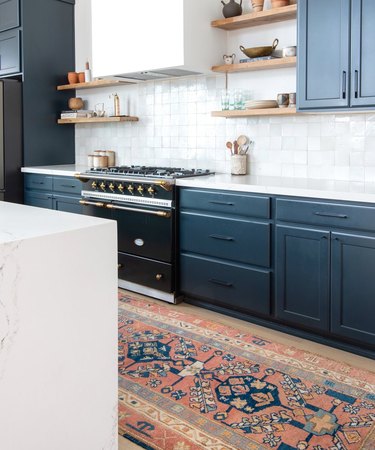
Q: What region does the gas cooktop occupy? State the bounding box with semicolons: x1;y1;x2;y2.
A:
85;166;214;179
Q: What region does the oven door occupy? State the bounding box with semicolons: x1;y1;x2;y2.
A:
110;201;174;263
80;198;174;263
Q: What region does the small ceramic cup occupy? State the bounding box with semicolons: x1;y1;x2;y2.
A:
67;72;78;84
78;72;85;83
289;92;296;107
277;93;289;108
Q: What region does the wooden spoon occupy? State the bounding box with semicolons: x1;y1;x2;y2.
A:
226;141;233;154
233;140;239;155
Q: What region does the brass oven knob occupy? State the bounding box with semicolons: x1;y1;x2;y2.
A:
137;185;144;195
127;184;134;194
155;274;163;281
147;186;155;195
109;183;115;192
91;181;97;189
99;182;106;191
118;183;124;193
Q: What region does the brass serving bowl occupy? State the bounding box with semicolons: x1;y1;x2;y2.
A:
240;38;279;58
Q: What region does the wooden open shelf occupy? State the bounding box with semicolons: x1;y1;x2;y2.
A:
57;79;136;91
212;107;297;118
57;116;139;124
212;56;296;73
211;4;297;30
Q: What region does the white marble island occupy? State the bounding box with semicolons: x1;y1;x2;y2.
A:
0;202;118;450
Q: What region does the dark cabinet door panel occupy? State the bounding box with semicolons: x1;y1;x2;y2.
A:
351;0;375;107
331;233;375;346
276;225;330;331
180;212;270;267
298;0;350;109
0;28;20;76
0;0;19;32
180;254;271;316
53;195;83;215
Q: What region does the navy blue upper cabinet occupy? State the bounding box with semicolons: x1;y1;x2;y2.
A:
298;0;375;110
0;0;19;32
350;0;375;107
298;0;350;110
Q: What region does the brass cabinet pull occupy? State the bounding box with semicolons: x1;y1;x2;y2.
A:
79;200;105;208
118;264;124;270
155;274;163;281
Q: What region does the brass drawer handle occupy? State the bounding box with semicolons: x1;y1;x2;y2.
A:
155;274;163;281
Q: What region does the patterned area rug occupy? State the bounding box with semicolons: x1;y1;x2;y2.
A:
118;294;375;450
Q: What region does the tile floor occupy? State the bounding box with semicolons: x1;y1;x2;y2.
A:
118;290;374;450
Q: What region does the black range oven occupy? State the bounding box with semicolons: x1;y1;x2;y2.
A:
75;166;213;303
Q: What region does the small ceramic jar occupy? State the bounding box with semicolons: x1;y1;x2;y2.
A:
231;154;247;175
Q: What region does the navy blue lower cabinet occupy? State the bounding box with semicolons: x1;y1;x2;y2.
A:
275;225;330;331
180;254;271;315
24;191;53;209
180;212;270;268
331;232;375;346
53;195;83;214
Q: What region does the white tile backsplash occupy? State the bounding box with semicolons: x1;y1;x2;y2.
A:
75;74;375;182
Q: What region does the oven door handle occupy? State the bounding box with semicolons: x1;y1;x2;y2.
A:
106;203;171;218
79;200;106;208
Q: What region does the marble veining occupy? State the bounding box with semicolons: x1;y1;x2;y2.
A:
0;241;20;382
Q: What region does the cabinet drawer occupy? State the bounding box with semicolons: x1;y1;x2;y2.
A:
276;198;375;232
0;28;20;76
118;252;173;293
53;176;82;195
180;254;270;315
24;191;53;209
180;212;270;267
180;188;270;219
24;174;53;191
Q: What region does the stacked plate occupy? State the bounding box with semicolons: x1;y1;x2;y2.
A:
245;100;278;109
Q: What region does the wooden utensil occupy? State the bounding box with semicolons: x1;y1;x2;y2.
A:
226;141;233;154
233;140;239;154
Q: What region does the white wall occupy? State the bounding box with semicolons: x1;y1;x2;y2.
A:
73;2;375;182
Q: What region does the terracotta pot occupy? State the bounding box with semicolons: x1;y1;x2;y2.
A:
271;0;289;7
68;97;84;110
67;72;78;84
251;0;264;12
78;72;85;83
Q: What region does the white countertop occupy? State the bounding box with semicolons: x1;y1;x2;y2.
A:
0;201;112;244
21;165;375;204
176;174;375;204
21;164;87;176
